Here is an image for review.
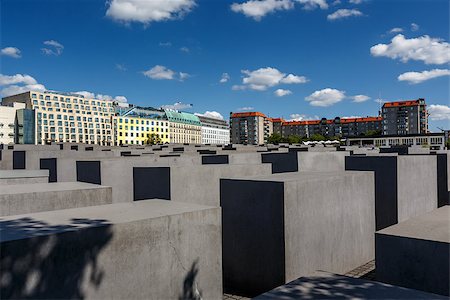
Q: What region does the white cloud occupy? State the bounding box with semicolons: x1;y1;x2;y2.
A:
0;74;46;97
180;46;190;53
389;27;403;34
398;69;450;84
428;104;450;121
1;47;21;58
274;89;292;97
352;94;370;102
332;0;341;5
289;113;319;121
143;65;189;81
411;22;419;31
305;88;346;107
106;0;196;24
231;0;294;21
41;40;64;56
220;73;230;83
348;0;362;4
370;34;450;65
296;0;328;10
195;111;225;120
342;115;362;119
235;67;307;91
327;9;363;20
237;106;255;111
116;64;127;71
73;91;128;102
159;42;172;47
161;102;193;110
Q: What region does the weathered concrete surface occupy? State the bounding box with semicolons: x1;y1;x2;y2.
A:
221;171;375;297
297;152;348;171
0;182;112;216
0;200;222;299
376;206;450;296
254;271;448;299
0;170;49;185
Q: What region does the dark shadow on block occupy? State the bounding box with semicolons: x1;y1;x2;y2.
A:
345;156;398;231
7;145;14;150
173;147;184;152
221;179;285;297
202;155;229;165
288;147;308;153
133;167;170;201
436;154;449;207
59;144;64;150
197;150;217;155
380;146;408;155
261;152;298;173
76;161;101;185
71;145;78;151
40;158;57;182
13;151;26;170
85;146;94;151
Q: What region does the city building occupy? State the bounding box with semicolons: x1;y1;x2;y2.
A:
278;116;382;138
113;104;170;145
2;91;115;145
196;114;230;144
230;112;273;145
0;102;25;144
381;98;428;135
165;109;202;144
345;132;445;150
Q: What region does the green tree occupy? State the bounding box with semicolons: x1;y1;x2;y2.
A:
268;133;283;144
287;135;301;144
146;133;161;145
310;134;326;141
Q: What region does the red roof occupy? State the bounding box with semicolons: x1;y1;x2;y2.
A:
340;116;382;123
383;100;421;108
282;116;381;127
231;112;267;118
271;118;285;123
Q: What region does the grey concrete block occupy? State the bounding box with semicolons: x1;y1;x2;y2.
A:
0;170;49;185
0;182;112;216
297;152;348;172
376;206;450;296
255;271;447;299
220;171;375;297
0;200;222;299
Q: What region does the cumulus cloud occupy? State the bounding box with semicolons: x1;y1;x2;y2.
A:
231;0;294;21
106;0;196;24
180;46;190;53
428;104;450;121
398;69;450;84
159;42;172;47
143;65;189;81
160;102;193;110
352;94;370;102
234;67;307;91
195;111;225;120
289;113;319;121
348;0;362;4
327;8;363;20
274;89;292;97
296;0;328;10
0;74;46;97
305;88;346;107
1;47;21;58
370;34;450;65
411;23;419;31
41;40;64;56
116;64;127;71
73;91;128;102
389;27;403;34
237;106;255;111
220;73;230;83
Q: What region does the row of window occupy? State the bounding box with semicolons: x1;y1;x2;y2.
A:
32;93;113;107
118;118;167;126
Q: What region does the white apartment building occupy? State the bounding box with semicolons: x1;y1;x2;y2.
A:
197;115;230;144
0;102;26;144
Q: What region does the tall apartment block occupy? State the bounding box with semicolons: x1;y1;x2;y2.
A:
113;104;170;145
381;99;428;135
2;91;115;145
0;102;26;144
230;112;273;145
197;115;230;144
165;110;202;144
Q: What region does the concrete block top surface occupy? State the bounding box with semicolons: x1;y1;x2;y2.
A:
254;271;448;299
225;171;373;183
0;170;49;179
376;206;450;243
0;182;110;195
0;200;217;242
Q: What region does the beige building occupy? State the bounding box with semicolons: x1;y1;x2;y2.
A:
164;109;202;144
0;102;26;144
230;112;273;145
2;91;115;145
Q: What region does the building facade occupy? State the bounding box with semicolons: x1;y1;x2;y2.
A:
113;105;169;145
381;99;428;135
165;110;202;144
197;115;230;144
230;112;273;145
346;133;445;150
2;91;115;145
0;102;25;144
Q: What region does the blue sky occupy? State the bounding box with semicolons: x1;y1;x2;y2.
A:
1;0;449;131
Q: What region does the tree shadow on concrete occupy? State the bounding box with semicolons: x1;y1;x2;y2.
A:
253;272;445;299
0;217;113;299
179;259;202;300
